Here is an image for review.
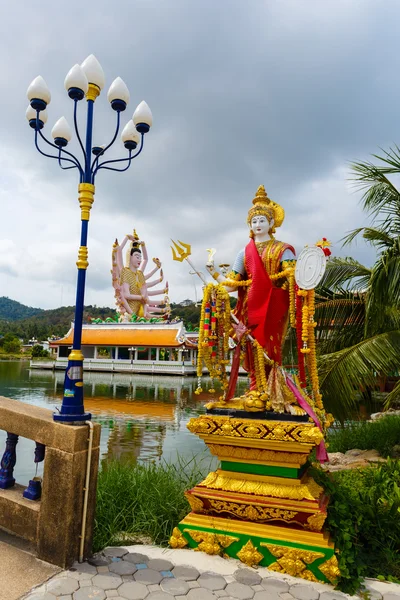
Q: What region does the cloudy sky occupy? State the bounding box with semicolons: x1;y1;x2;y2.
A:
0;0;397;310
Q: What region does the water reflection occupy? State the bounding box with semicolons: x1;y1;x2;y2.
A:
0;362;247;484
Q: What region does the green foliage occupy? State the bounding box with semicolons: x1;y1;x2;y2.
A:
327;416;400;457
314;147;400;419
31;344;50;358
0;303;115;342
0;296;43;321
3;337;21;354
312;460;400;594
94;456;210;552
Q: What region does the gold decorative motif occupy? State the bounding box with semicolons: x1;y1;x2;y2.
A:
185;492;204;512
318;555;340;583
263;544;324;581
169;527;188;549
200;471;323;501
207;498;298;522
78;183;95;220
247;185;285;230
207;444;308;466
68;349;84;362
187;416;323;446
184;530;238;555
306;512;327;532
236;540;264;566
86;83;100;102
76;246;89;270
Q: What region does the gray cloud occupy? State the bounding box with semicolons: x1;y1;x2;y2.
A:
0;0;396;308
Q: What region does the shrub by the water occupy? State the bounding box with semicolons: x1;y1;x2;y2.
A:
312;460;400;594
93;457;210;553
327;416;400;457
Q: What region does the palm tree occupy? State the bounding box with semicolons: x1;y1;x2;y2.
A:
315;146;400;420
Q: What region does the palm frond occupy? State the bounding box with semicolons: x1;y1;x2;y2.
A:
318;257;371;292
383;380;400;410
315;295;365;353
318;330;400;420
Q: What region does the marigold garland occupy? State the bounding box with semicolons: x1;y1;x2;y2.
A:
195;283;232;394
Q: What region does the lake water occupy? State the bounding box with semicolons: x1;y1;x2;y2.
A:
0;361;249;486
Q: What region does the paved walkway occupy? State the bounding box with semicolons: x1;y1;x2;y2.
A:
21;545;400;600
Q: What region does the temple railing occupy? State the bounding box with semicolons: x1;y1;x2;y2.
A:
0;396;101;567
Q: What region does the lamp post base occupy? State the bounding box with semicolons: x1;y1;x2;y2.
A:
53;412;92;424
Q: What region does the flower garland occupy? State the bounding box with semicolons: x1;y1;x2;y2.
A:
195;283;232;395
295;285;307;387
221;278;252;287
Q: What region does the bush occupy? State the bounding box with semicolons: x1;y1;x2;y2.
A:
3;338;21;354
94;456;211;553
327;417;400;457
312;460;400;593
31;344;50;358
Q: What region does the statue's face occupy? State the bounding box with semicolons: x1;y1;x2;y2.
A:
130;251;142;268
251;215;270;236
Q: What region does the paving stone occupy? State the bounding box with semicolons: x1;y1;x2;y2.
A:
187;589;218;600
106;592;120;598
71;562;98;575
136;564;148;570
290;584;320;600
118;582;150;600
28;595;59;600
281;594;295;600
172;565;200;581
198;573;227;591
251;586;263;592
89;554;112;567
148;585;161;592
134;569;163;584
261;578;289;593
383;596;400;600
188;580;200;588
92;574;124;590
124;553;150;564
234;570;262;587
68;571;94;581
161;577;190;595
98;566;111;573
225;582;254;599
147;558;174;571
146;594;174;600
47;577;79;595
74;588;107;600
215;591;228;597
59;596;73;600
80;581;93;588
225;577;235;584
254;593;271;600
109;561;137;576
320;594;347;600
104;547;129;558
160;571;173;578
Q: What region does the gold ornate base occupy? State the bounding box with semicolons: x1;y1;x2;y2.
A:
170;414;338;584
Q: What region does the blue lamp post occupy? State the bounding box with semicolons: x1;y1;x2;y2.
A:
26;55;153;423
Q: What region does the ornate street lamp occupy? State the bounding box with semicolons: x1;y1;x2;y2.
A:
26;55;153;423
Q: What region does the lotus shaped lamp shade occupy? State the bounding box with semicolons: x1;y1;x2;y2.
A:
27;76;51;108
108;77;130;104
64;64;89;95
133;101;153;129
81;54;105;90
121;121;140;144
26;105;48;124
51;117;72;142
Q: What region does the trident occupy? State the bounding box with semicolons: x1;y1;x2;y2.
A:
170;239;272;362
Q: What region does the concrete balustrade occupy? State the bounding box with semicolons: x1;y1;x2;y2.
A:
0;396;101;568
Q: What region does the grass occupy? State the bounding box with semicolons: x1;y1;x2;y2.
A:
93;455;211;553
327;416;400;457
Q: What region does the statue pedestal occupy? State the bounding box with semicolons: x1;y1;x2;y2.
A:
170;412;340;584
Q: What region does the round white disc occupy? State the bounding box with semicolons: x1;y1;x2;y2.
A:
295;246;327;290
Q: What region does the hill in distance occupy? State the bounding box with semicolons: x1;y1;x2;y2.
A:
0;296;44;321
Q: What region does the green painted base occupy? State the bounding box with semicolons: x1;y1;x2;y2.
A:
171;513;340;585
220;460;308;478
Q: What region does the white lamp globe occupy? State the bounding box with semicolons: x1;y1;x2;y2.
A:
51;116;72;146
64;64;89;100
27;76;51;110
107;77;130;111
121;121;140;150
26;105;48;129
133;101;152;133
81;54;105;90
